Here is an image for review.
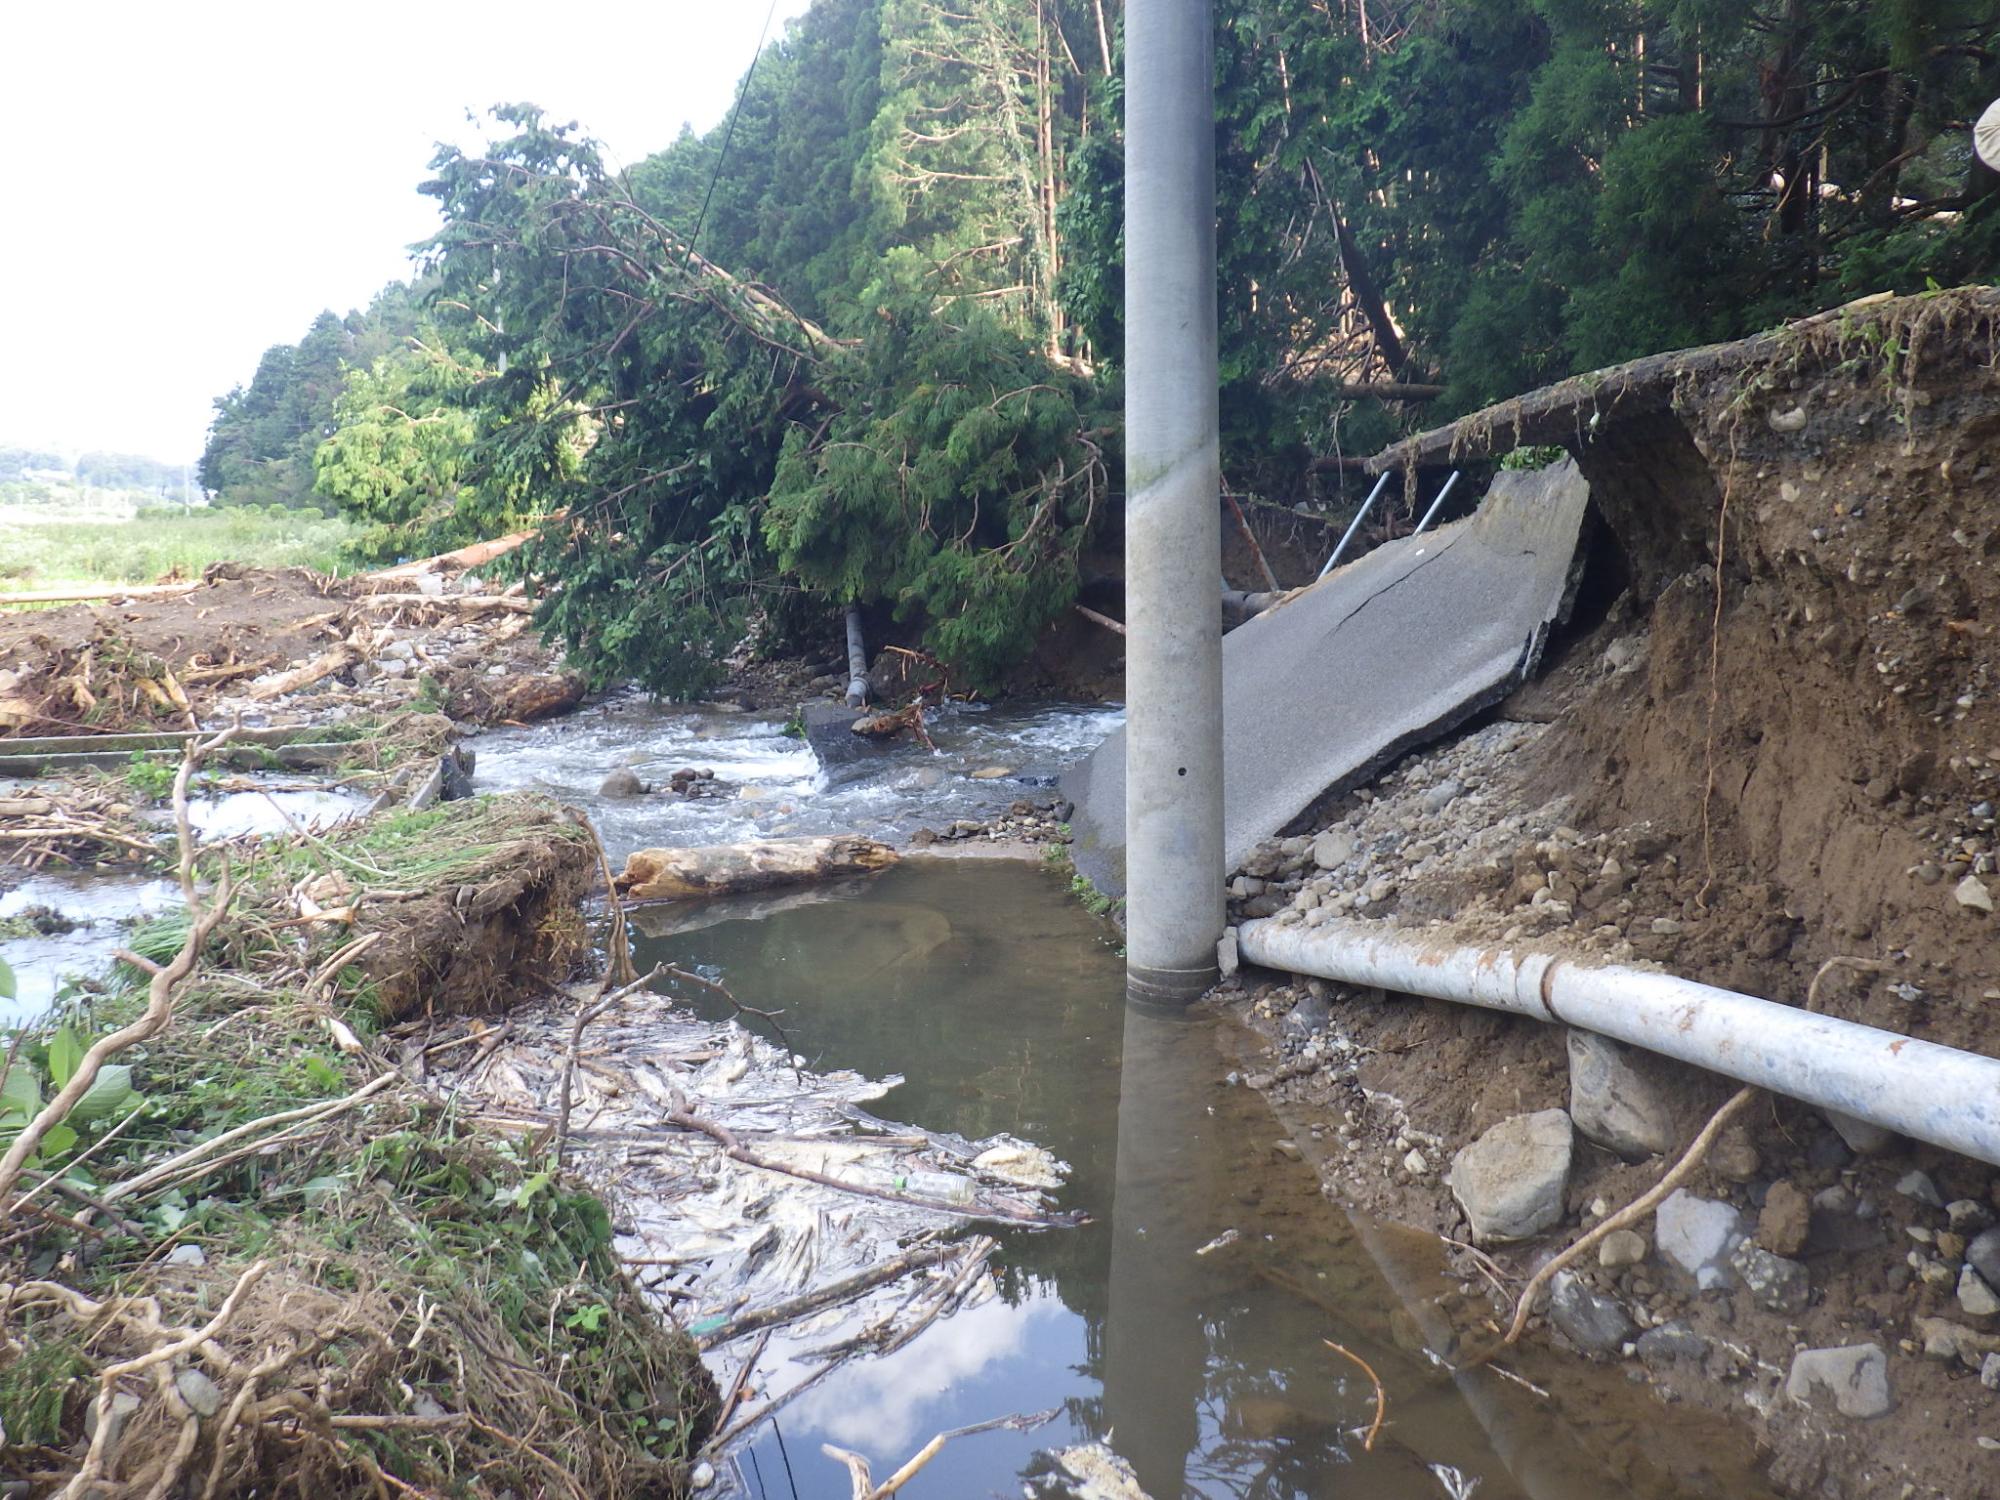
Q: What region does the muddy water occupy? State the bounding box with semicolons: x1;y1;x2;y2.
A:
469;695;1120;859
631;860;1780;1500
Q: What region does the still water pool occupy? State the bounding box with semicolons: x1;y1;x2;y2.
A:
632;859;1778;1500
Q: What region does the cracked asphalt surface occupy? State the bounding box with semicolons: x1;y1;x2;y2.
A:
1065;458;1593;897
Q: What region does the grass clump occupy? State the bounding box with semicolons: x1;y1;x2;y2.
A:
0;792;711;1498
0;505;355;592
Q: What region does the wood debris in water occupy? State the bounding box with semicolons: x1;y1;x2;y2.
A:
432;980;1080;1454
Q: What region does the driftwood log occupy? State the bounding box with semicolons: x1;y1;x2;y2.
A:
617;836;898;901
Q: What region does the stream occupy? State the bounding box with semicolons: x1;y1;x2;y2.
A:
3;696;1781;1496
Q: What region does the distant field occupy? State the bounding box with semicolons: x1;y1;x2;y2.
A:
0;504;355;591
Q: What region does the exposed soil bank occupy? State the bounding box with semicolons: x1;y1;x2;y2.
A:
1221;290;2000;1500
0;793;713;1498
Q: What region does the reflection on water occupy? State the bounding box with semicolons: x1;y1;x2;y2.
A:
0;872;179;1024
470;696;1122;860
633;860;1778;1500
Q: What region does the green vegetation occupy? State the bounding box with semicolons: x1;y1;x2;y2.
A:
122;752;178;801
0;504;352;591
0;795;707;1495
1041;841;1123;917
198;0;1998;699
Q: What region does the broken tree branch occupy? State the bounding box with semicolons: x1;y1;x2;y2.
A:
1489;1085;1760;1355
696;1237;958;1348
0;729;239;1209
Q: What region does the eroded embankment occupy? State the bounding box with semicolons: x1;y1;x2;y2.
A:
1222;289;2000;1500
0;790;715;1498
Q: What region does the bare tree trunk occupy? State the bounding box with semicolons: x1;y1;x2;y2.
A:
1329;196;1411;379
618;836;899;901
1092;0;1113;77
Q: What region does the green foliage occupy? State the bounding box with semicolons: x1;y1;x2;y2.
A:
764;256;1106;689
124;752;177;802
1061;0;2000;428
313;336;506;564
200;284;427;509
419;93;1111;697
0;504;352;591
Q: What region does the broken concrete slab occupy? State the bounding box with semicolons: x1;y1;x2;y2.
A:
1064;459;1592;898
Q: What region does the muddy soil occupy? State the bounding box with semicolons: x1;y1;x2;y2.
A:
0;563;580;736
1221;292;2000;1500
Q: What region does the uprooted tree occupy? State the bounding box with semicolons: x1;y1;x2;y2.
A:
417;107;1109;701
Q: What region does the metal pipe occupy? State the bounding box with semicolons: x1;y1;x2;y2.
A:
1320;472;1391;579
1122;0;1224;1006
1237;916;2000;1166
843;604;869;708
1412;469;1462;535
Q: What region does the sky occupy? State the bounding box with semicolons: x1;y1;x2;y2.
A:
0;0;815;465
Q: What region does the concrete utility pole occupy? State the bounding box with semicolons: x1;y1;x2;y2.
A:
1123;0;1223;1006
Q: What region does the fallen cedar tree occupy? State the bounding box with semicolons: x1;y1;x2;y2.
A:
0;787;714;1498
616;835;899;901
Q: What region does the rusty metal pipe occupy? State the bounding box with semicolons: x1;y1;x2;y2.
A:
1237;916;2000;1167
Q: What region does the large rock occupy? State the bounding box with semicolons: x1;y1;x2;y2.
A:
1566;1030;1676;1159
1636;1321;1708;1368
1447;1109;1573;1244
1967;1226;2000;1289
1823;1109;1897;1157
1311;828;1356;870
1550;1272;1635;1354
1785;1345;1893;1419
1655;1190;1743;1289
1958;1265;2000;1319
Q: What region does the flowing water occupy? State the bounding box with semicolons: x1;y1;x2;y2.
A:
4;697;1780;1495
0;776;366;1024
630;860;1780;1500
468;695;1120;858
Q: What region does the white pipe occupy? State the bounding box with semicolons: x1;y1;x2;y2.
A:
1320;472;1391;579
1412;469;1461;535
1122;0;1224;1005
1238;916;2000;1167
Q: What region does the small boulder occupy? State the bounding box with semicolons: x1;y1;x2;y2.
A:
1446;1109;1574;1244
1785;1344;1892;1419
1824;1109;1897;1156
1566;1030;1676;1159
1311;828;1356;870
1550;1272;1635;1355
598;768;648;797
1758;1180;1812;1258
1897;1170;1945;1208
1216;928;1240;980
1635;1321;1708;1368
1955;874;1994;913
1730;1241;1810;1315
1968;1226;2000;1288
1599;1228;1649;1269
1655;1190;1743;1289
1916;1317;2000;1368
1959;1265;2000;1319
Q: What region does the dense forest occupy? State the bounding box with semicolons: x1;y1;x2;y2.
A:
205;0;2000;696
